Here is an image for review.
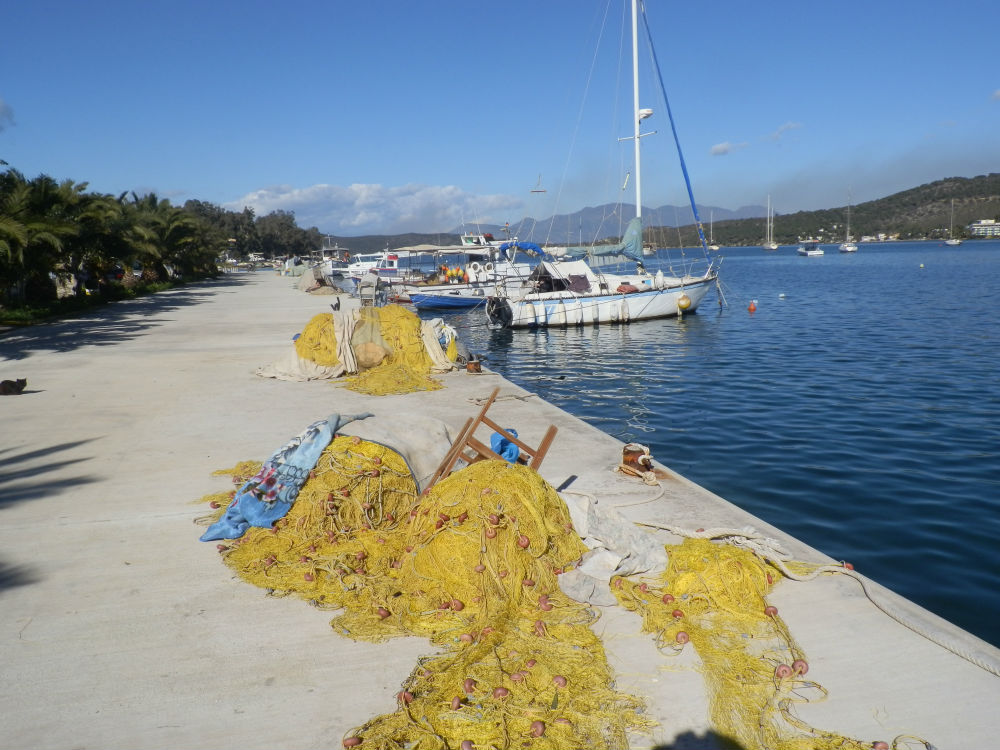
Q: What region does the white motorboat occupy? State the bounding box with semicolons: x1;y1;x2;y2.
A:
797;240;824;256
484;0;719;329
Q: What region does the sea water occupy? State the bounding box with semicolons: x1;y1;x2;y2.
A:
440;240;1000;648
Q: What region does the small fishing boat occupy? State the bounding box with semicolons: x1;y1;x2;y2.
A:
797;240;824;256
346;249;436;286
390;239;535;307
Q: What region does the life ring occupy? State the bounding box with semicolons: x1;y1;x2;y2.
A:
484;262;495;273
469;261;482;274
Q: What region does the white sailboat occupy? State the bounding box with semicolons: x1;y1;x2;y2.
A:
484;0;719;329
839;199;858;253
708;210;721;251
762;196;779;251
945;199;962;246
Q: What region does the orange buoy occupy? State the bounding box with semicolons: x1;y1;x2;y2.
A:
748;299;757;313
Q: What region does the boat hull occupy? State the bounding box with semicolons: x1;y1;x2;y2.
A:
409;289;489;310
486;276;716;329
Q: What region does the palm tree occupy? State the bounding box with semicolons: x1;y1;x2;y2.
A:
0;170;78;302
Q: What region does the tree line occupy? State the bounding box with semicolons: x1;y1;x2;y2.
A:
0;165;322;309
654;174;1000;248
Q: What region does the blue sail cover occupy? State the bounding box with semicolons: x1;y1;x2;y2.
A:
560;217;644;263
499;241;544;257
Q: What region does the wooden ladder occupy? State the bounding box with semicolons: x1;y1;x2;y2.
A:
424;387;558;490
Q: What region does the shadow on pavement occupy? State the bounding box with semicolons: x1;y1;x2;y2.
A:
0;275;258;361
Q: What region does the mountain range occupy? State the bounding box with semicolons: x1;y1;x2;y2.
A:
329;174;1000;252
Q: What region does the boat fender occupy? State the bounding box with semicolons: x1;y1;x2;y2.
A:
678;293;692;310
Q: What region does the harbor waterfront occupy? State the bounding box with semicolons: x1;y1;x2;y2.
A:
1;264;999;749
447;239;1000;648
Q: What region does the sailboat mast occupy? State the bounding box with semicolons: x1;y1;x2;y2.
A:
631;0;641;223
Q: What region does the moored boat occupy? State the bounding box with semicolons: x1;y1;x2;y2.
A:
485;0;719;329
797;239;824;256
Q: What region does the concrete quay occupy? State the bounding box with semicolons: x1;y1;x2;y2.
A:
2;271;998;750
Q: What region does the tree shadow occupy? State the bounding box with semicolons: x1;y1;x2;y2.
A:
0;560;40;593
652;729;746;749
0;438;102;509
0;275;257;361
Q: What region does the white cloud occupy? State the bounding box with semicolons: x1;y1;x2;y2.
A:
768;121;802;140
0;97;14;132
225;183;524;235
710;141;748;156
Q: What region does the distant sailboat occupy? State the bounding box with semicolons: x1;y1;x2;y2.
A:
762;196;779;251
708;210;720;251
839;197;858;253
945;199;962;246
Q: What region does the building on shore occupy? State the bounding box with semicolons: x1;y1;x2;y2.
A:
968;219;1000;238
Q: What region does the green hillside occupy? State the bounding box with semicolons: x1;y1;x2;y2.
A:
653;174;1000;248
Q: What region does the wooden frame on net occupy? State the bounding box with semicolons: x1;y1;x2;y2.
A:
425;387;558;490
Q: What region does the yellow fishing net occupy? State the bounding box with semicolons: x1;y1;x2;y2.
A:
295;313;341;367
294;306;445;396
200;445;917;749
200;439;651;748
613;537;879;750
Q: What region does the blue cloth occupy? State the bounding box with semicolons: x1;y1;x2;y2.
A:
490;428;520;464
200;413;372;541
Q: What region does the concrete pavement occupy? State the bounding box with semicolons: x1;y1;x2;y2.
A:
2;271;998;749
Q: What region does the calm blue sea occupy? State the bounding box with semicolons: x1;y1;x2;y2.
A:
435;240;1000;648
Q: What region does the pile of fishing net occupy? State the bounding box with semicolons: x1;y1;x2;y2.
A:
198;438;651;748
612;536;911;750
257;305;458;394
197;436;922;750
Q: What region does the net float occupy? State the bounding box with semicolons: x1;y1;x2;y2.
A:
774;664;793;679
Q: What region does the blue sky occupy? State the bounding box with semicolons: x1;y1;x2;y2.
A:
2;0;998;237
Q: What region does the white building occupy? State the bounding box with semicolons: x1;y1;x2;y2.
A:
968;219;1000;238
